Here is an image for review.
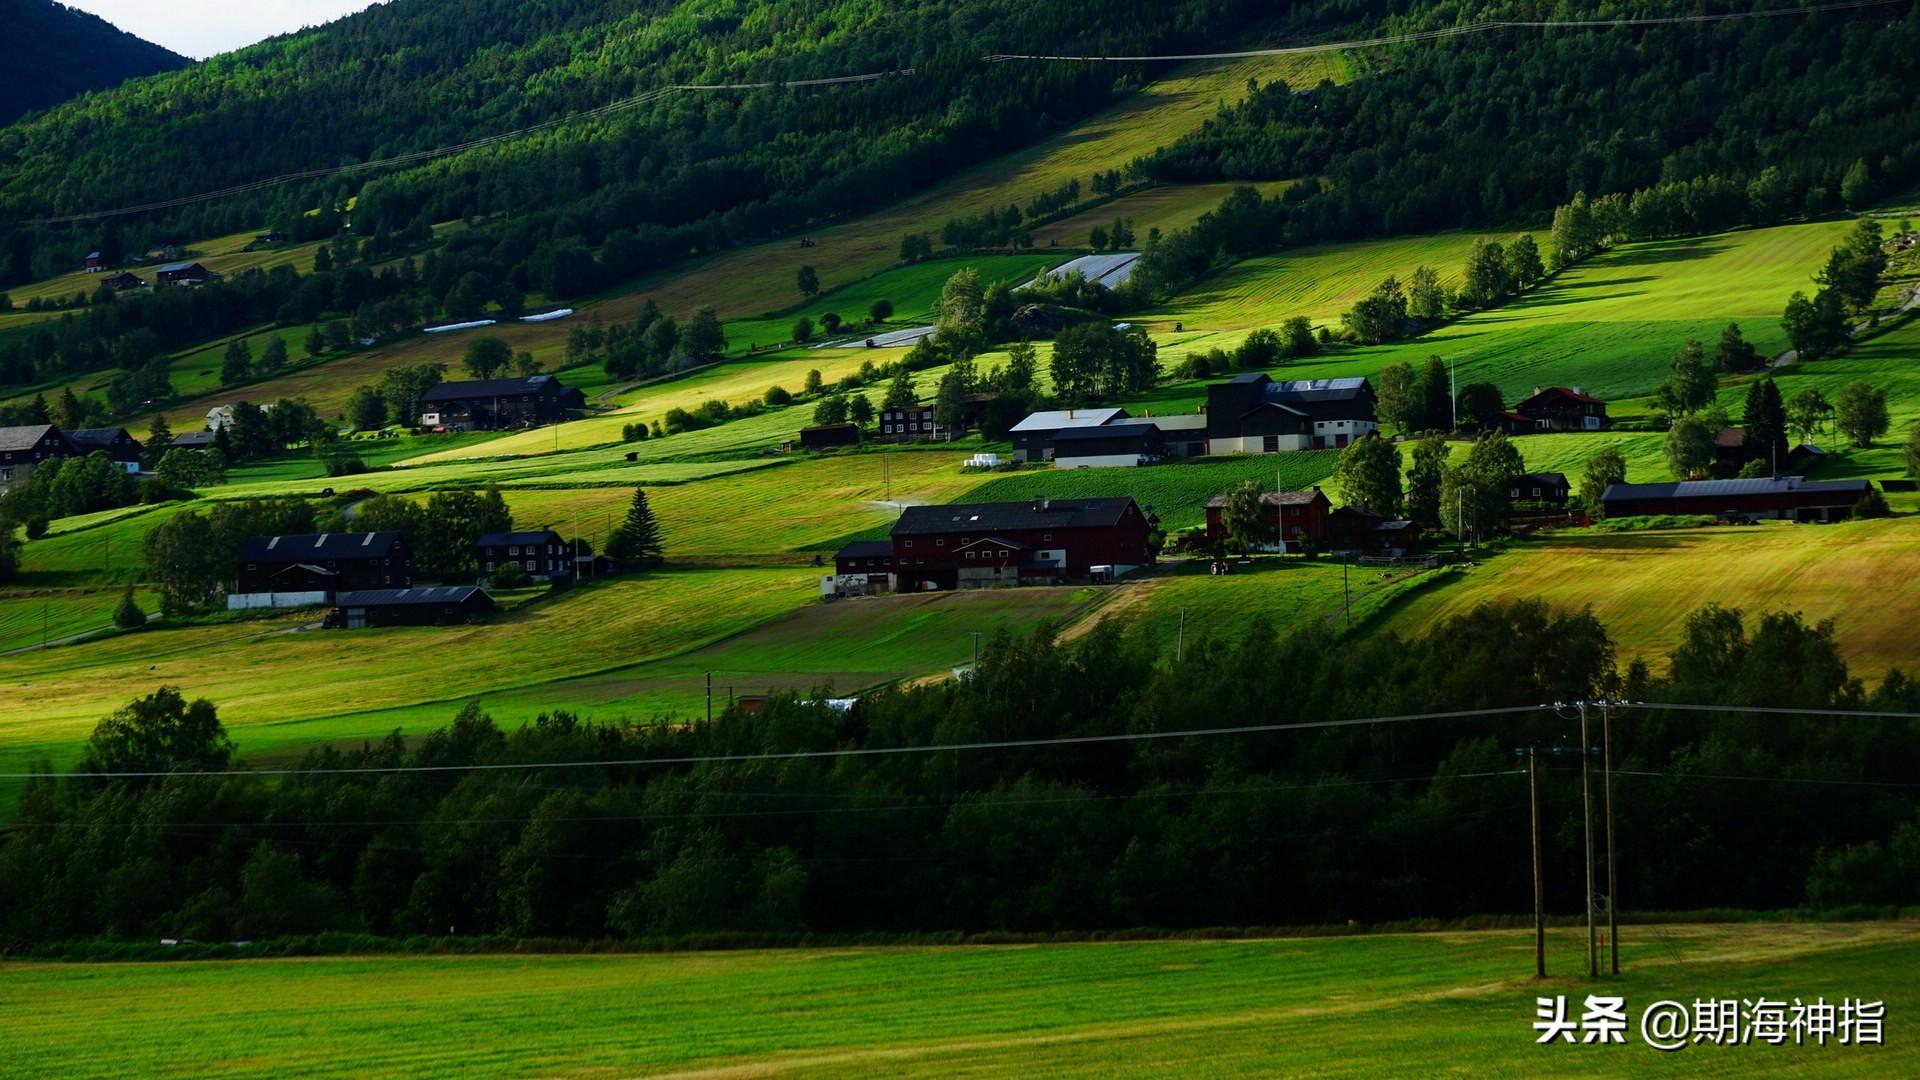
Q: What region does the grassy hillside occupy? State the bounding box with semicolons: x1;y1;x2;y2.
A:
6;924;1913;1077
1373;519;1920;680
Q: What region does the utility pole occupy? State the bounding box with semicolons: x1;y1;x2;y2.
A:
1529;745;1546;979
1603;699;1620;975
969;630;982;670
1176;605;1188;662
1579;700;1598;978
1449;356;1457;431
705;670;713;725
884;452;891;505
1342;556;1351;626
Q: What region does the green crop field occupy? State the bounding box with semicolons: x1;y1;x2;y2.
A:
0;589;157;653
1028;181;1296;247
5;923;1913;1078
965;452;1342;533
1372;519;1920;679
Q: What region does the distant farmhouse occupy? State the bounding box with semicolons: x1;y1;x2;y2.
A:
885;496;1153;591
0;424;78;495
831;539;895;595
231;531;411;610
419;375;584;430
476;530;571;581
1601;476;1871;522
1514;386;1609;432
1511;471;1571;506
328;586;494;629
798;422;862;450
1326;507;1419;555
67;428;144;474
1205;375;1378;453
83;251;105;272
169;431;219;449
102;271;147;292
878;404;951;443
155;261;222;287
1203;488;1332;553
1010;408;1127;463
1052;422;1164;469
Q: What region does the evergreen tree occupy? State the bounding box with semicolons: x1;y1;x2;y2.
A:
1653;339;1718;422
884;368;917;409
1742;379;1788;472
221;338;253;386
305;325;327;359
112;585;146;630
606;487;664;568
796;265;820;298
682;308;727;359
1714;323;1762;373
1416;356;1452;432
1406;431;1449;526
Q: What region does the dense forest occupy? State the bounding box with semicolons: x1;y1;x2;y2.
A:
1129;0;1920;296
0;1;186;126
3;602;1915;944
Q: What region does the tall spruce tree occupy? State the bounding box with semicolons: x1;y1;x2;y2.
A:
607;487;664;569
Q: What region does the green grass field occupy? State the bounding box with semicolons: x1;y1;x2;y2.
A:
0;589;157;653
1373;519;1920;679
5;923;1913;1078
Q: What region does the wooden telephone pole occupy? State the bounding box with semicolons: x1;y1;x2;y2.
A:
1579;701;1598;979
1529;745;1546;979
1603;700;1620;975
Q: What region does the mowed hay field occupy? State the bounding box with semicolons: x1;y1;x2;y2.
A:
1375;519;1920;678
6;923;1914;1078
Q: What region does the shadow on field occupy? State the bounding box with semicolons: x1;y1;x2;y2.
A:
1603;236;1730;265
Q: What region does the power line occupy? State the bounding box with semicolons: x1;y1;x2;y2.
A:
0;703;1546;780
1627;701;1920;721
16;70;914;226
1612;768;1920;790
982;0;1904;63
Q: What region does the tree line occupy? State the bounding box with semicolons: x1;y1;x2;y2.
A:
2;599;1915;943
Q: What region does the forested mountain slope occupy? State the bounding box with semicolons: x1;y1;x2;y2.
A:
0;1;186;126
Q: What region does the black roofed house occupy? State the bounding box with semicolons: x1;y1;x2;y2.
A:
1008;407;1128;463
1510;471;1571;506
828;539;896;596
156;261;222;287
1514;386;1608;432
0;424;78;495
169;430;218;450
878;404;949;443
327;586;495;629
67;428;144;473
1052;422;1164;468
475;530;570;580
231;531;410;610
1326;507;1419;555
419;375;585;430
1600;476;1871;522
102;272;147;292
84;251;104;272
799;422;862;450
1204;375;1377;453
890;496;1152;590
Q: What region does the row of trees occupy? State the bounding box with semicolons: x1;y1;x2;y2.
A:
5;598;1914;942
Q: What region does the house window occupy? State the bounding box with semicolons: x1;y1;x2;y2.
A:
936;539;944;546
967;551;976;559
1043;533;1052;541
903;540;913;547
1532;487;1542;497
1510;488;1520;498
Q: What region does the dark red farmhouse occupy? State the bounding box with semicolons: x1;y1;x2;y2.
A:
890;496;1152;590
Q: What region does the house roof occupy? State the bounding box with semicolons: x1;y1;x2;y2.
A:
1715;427;1746;449
801;422;860;434
170;431;217;447
477;530;563;547
0;424;63;452
1145;413;1209;431
835;540;893;560
893;497;1137;536
1009;408;1126;433
69;427;133;443
1602;476;1870;501
421;375;567;402
157;261;211;274
1515;472;1569;488
1519;386;1605;407
240;531;403;560
335;586;490;607
1204;489;1327;509
1053;422;1161;443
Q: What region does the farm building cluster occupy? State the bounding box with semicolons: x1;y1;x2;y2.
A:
419;375;586;431
0;423;144;495
828;496;1155;595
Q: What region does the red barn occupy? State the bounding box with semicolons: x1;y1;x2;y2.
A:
1203;487;1331;552
891;496;1152;590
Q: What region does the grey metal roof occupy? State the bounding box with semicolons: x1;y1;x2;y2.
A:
1053;422;1160;442
240;532;403;560
1602;476;1870;500
1146;413;1209;431
421;375;564;402
1204;489;1326;508
69;427;136;445
157;261;210;274
334;586;489;607
1009;408;1126;433
0;424;62;452
1270;378;1369;393
893;497;1137;536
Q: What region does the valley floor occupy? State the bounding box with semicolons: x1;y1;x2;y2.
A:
6;922;1916;1078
